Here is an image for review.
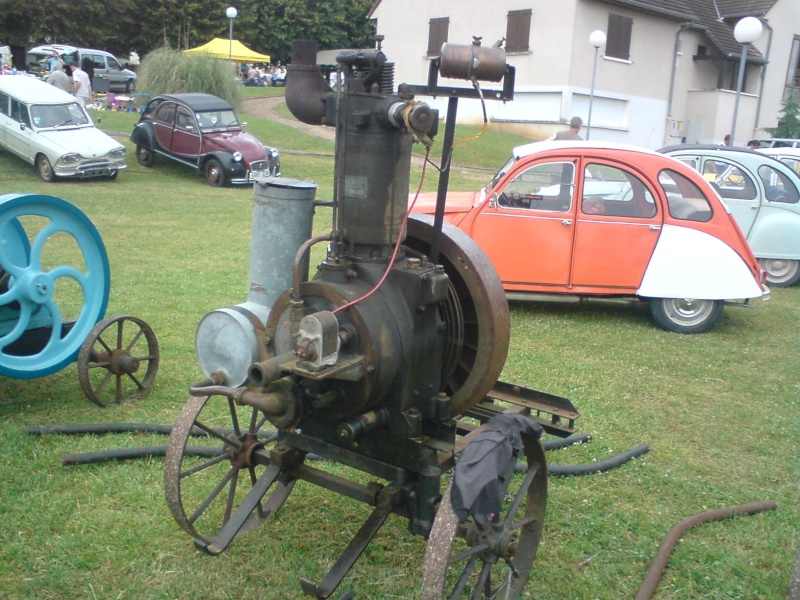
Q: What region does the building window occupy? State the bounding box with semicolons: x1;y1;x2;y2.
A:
606;13;633;60
427;17;449;57
506;9;532;53
786;36;800;100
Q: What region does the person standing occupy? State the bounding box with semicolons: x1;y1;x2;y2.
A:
47;51;63;73
69;62;92;108
553;116;584;140
46;64;70;93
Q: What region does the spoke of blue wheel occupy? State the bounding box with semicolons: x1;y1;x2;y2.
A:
448;554;480;600
0;302;32;348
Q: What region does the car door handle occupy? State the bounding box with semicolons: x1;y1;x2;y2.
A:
750;204;759;209
649;225;661;231
562;219;572;226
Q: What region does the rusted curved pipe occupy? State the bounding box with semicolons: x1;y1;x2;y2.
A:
635;500;778;600
285;40;333;125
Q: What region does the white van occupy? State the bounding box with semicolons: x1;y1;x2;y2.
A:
27;44;137;93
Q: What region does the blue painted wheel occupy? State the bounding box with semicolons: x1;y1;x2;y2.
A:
0;194;110;379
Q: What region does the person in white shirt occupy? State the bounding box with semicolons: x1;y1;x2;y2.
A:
68;63;92;108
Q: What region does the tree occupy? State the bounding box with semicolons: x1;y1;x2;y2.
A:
765;91;800;139
0;0;375;65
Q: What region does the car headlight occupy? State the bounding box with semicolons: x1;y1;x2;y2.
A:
61;153;80;164
110;148;126;159
232;151;243;162
271;149;279;158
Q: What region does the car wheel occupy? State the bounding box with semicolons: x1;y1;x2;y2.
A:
126;79;135;94
136;146;154;167
649;298;724;334
36;155;55;182
759;258;800;287
205;158;226;187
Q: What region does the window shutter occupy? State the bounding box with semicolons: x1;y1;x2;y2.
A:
427;18;450;57
607;13;632;60
506;9;532;53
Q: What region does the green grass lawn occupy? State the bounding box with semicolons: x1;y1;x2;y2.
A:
0;97;798;599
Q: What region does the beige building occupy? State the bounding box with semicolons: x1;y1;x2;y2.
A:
367;0;800;149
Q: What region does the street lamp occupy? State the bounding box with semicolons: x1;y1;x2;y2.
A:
587;30;606;140
730;16;763;146
226;6;238;68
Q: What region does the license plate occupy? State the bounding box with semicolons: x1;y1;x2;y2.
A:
250;170;269;180
84;168;110;177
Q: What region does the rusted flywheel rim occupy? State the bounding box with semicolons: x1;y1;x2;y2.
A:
405;215;510;417
421;436;547;599
77;314;159;407
164;394;291;546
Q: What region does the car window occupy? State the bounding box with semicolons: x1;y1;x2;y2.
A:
581;164;657;218
30;102;89;128
702;159;756;200
658;169;713;222
0;92;8;116
497;161;575;213
141;98;165;120
197;110;240;130
85;54;106;70
675;156;699;170
777;157;800;176
107;56;122;70
756;165;800;204
154;103;177;127
10;99;31;127
176;107;197;131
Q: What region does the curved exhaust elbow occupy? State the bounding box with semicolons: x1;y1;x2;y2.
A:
286;40;333;125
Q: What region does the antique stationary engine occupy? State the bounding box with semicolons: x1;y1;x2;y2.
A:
165;39;579;599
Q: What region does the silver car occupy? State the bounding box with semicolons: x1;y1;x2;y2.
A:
27;44;137;93
660;144;800;287
0;76;126;181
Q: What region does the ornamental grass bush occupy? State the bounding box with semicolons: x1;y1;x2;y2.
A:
136;47;242;107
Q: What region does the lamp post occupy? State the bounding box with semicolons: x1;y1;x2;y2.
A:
587;30;606;140
226;6;238;69
730;16;763;146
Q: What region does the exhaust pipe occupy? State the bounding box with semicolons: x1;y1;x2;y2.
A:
285;40;332;125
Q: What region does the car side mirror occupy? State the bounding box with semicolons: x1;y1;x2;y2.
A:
19;122;26;131
489;192;498;208
241;121;247;128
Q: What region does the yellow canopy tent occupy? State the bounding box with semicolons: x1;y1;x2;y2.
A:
183;38;270;63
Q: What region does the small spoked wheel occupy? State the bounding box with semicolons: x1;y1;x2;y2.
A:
649;297;724;334
77;315;159;406
759;258;800;287
421;436;547;599
164;393;291;554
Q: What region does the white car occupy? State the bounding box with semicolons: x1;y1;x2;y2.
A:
0;76;126;181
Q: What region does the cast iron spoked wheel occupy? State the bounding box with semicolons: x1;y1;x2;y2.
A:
649;297;724;334
421;435;547;600
164;393;291;554
136;146;154;167
759;258;800;287
36;155;55;182
405;215;510;417
76;315;160;406
205;158;226;187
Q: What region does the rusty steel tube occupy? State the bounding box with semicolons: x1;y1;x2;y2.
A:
635;500;778;600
